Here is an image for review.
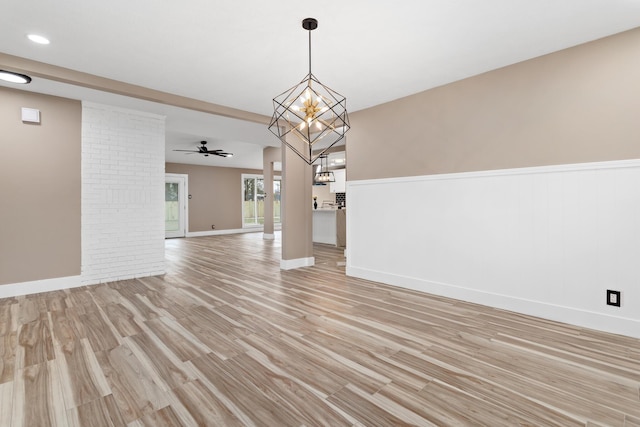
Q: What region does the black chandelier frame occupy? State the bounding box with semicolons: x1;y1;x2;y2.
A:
268;18;350;165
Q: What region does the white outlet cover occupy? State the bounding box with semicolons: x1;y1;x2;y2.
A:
607;290;621;307
21;107;40;123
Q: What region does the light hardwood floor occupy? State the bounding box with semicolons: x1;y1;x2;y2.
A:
1;232;639;426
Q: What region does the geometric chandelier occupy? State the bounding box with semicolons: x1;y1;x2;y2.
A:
268;18;350;165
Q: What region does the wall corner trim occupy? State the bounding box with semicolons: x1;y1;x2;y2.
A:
0;275;82;299
280;257;315;270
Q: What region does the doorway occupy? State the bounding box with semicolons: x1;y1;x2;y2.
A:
165;174;188;238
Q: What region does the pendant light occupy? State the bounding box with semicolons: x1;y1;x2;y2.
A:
268;18;350;165
314;155;335;183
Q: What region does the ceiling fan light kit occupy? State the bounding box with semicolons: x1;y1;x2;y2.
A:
173;141;233;158
268;18;350;165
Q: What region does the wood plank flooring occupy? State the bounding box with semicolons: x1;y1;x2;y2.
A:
1;232;639;426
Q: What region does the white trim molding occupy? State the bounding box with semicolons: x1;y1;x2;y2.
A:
186;228;262;238
187;225;281;238
349;158;640;187
280;257;315;270
263;233;275;240
0;275;82;299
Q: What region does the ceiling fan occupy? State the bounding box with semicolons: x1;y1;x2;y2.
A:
173;141;233;158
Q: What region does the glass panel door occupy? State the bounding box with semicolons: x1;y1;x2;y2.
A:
165;174;187;238
243;175;281;227
273;179;281;224
243;176;264;226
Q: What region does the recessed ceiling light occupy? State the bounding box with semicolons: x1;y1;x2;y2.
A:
27;34;50;45
0;70;32;84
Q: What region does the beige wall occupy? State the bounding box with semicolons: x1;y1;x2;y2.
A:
281;143;313;262
348;27;640;181
165;163;263;232
312;183;333;207
0;87;81;285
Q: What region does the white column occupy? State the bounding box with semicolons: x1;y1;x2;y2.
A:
263;146;281;240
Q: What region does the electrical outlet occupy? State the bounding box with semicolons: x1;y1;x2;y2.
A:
606;290;621;307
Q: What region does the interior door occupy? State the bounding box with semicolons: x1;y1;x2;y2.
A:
165;174;187;238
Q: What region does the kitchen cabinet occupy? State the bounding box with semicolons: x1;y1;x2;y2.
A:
312;208;346;246
330;169;346;193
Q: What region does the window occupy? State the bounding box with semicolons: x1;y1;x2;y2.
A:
242;174;281;227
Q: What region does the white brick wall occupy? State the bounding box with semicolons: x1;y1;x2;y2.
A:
81;102;165;285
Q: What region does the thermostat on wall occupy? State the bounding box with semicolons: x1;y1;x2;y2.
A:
21;107;40;123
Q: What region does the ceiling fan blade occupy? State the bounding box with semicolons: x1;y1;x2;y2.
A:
204;149;232;157
175;143;232;158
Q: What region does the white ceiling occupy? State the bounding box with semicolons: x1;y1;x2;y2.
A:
2;0;639;169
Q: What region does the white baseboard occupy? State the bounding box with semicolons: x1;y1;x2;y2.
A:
263;233;275;240
82;270;166;287
187;228;259;237
187;225;281;238
347;266;640;340
0;275;83;299
281;257;315;270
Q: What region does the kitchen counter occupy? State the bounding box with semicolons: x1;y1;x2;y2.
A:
312;208;346;246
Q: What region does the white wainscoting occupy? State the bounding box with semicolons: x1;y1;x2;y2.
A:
346;159;640;339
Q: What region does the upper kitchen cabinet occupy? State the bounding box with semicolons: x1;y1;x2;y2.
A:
330;168;346;193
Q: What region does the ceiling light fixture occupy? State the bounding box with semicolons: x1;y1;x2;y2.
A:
0;70;32;84
27;34;50;44
173;140;233;158
268;18;350;165
314;155;335;183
